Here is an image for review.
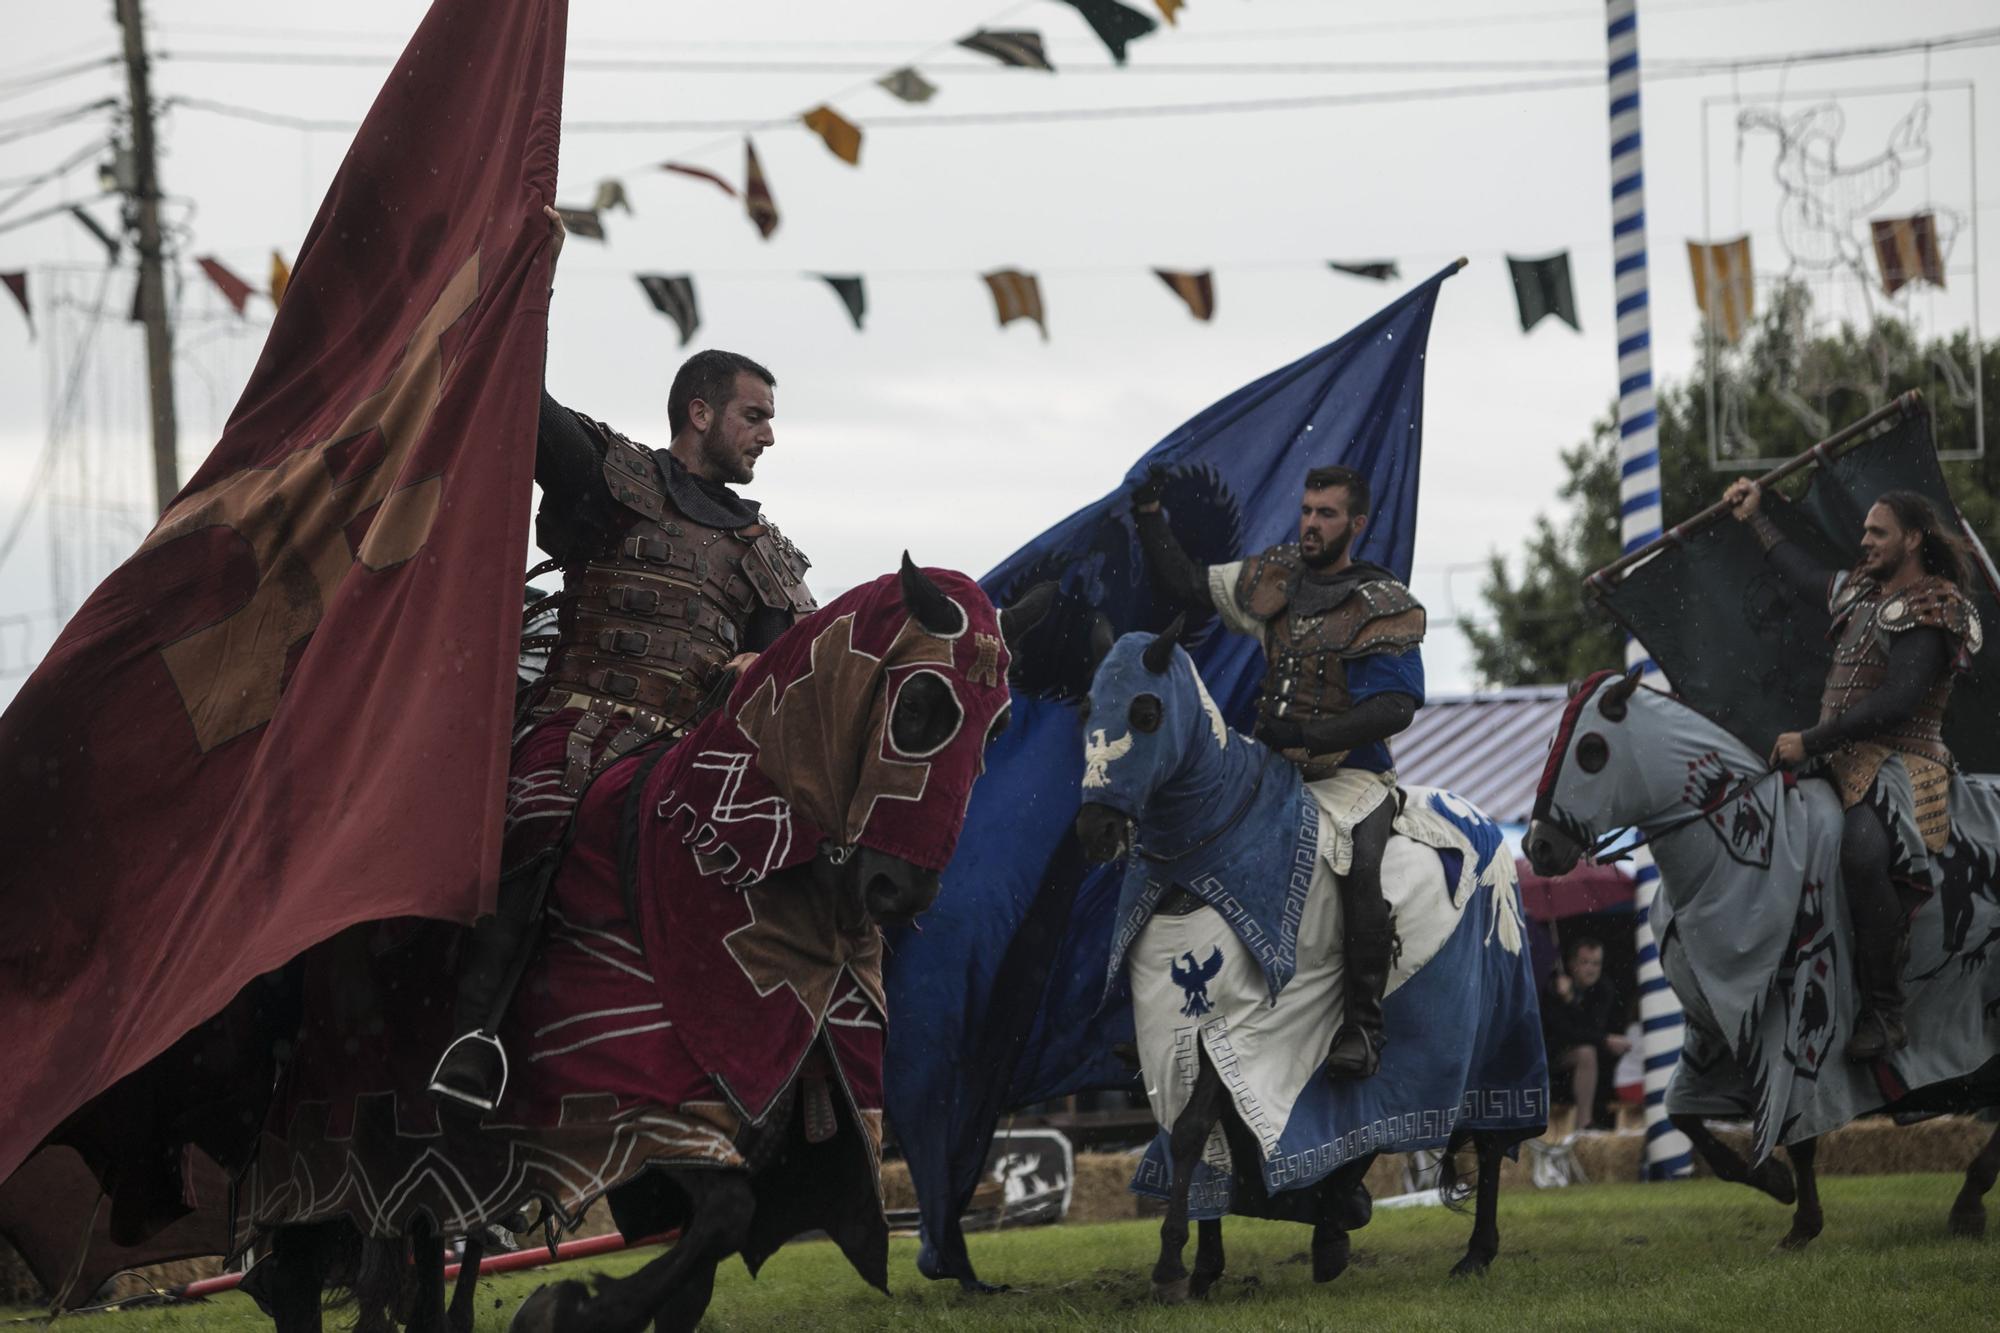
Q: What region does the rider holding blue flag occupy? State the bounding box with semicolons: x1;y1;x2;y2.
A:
1133;465;1426;1079
1727;480;1982;1063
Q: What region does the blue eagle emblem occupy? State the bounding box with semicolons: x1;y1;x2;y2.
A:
1170;946;1225;1018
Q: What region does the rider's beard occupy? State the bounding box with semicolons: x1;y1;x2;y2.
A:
1300;524;1352;570
697;419;754;485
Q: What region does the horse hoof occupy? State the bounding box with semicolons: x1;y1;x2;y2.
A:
1774;1221;1821;1253
1750;1158;1797;1206
1311;1235;1351;1284
1188;1271;1222;1300
1151;1277;1190;1304
957;1278;1011;1295
1449;1255;1490;1279
508;1279;589;1333
1947;1205;1986;1239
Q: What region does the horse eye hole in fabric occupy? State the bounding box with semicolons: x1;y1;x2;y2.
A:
986;704;1012;746
889;670;963;757
1576;732;1610;774
1129;693;1164;734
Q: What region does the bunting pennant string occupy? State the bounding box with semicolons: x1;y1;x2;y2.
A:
817;274;867;330
983;268;1048;340
958;31;1055;72
554;207;606;240
1506;250;1578;332
661;161;739;197
744;139;780;239
195;255;255;315
1685;236;1752;342
1329;260;1399;282
1060;0;1161;65
637;273;700;346
2;271;28;335
1870;213;1945;297
876;67;938;104
802;105;863;166
1153;268;1214;321
592;178;633;214
268;250;291;307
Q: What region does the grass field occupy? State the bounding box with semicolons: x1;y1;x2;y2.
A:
8;1175;1995;1331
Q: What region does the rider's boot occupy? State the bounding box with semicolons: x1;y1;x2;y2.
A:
1843;922;1911;1064
429;870;547;1112
1327;802;1395;1080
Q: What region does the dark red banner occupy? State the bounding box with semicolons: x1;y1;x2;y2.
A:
0;0;567;1187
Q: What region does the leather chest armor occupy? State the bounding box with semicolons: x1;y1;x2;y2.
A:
1234;545;1426;738
1819;573;1978;772
531;431;814;789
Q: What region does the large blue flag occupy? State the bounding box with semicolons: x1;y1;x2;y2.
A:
884;264;1459;1284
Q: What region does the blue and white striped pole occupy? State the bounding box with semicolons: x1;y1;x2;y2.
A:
1606;0;1693;1180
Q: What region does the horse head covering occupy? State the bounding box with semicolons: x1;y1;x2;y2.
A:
729;556;1012;871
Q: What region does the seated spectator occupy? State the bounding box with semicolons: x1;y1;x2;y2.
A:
1543;937;1630;1130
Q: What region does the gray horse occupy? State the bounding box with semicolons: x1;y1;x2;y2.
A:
1527;667;2000;1247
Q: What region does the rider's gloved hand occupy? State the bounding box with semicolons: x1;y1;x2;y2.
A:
1131;465;1170;513
1258;716;1306;751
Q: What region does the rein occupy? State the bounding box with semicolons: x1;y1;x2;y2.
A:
1584;769;1783;866
1134;764;1265;865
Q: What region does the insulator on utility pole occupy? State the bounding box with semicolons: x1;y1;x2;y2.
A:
114;0;179;514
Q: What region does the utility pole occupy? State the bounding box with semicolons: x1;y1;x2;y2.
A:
114;0;179;513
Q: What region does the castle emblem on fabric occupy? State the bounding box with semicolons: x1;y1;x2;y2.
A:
1170;946;1224;1017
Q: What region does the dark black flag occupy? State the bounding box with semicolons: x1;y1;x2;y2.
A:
636;273;699;347
1594;403;2000;771
817;274;866;330
1059;0;1159;64
1507;251;1578;332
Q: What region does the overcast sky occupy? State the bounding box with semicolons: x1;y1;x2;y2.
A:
1;0;1994;705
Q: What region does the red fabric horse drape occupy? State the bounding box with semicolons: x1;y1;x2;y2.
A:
0;0;567;1189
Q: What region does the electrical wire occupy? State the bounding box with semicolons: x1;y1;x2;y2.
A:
0;140;107;220
0;100;115;148
0;263;118;575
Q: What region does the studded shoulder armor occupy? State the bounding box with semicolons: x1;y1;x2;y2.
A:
1880;575;1982;661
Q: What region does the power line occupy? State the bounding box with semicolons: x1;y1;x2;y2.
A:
0;56;119;104
0;140;105;219
0;100;115;149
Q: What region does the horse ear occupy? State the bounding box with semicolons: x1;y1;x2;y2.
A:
1087;613;1115;677
1598;664;1643;721
999;582;1055;651
900;552;965;637
1141;613;1184;675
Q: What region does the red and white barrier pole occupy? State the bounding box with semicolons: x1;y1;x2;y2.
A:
168;1230;674;1301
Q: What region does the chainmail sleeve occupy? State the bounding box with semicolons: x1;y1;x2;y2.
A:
1284;691;1416;754
533;391;621;562
1801;626;1949;755
1134;508;1217;614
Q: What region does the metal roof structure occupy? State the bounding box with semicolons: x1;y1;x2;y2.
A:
1392;685;1570;826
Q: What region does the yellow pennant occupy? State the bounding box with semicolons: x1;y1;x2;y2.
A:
802;105;863;166
1686;236;1752;343
269;250;292;308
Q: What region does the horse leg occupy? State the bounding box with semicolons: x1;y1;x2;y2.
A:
260;1227;326;1333
513;1170;754;1333
1187;1219;1226;1299
1948;1118;2000;1238
1670;1114;1795;1204
1309;1220;1351;1284
404;1218;447;1333
1449;1133;1506;1278
1777;1137;1824;1251
447;1233;484;1333
1153;1052;1226;1304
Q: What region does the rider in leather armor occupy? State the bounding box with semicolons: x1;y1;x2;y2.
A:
1728;479;1982;1063
431;210;816;1111
1134;464;1426;1079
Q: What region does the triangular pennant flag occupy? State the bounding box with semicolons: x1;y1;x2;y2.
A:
802;106;863;167
661;162;739;198
554;207;605;240
196;256;255;316
637;273;699;347
1329;260;1399;282
269;250;292;308
2;271;29;335
68;206;121;263
877;67;938;104
1154;0;1186;24
983;269;1047;340
592;178;632;214
1870;213;1946;297
1686;236;1753;342
1506;251;1578;332
744;139;779;240
958;30;1054;71
817;274;866;330
1153;269;1214;321
1059;0;1158;65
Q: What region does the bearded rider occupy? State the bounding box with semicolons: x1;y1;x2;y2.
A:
1134;464;1425;1079
431;208;816;1111
1727;479;1982;1062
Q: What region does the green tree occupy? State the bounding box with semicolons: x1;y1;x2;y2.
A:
1464;284;1999;686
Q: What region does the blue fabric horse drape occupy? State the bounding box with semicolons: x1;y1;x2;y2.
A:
883;265;1460;1283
